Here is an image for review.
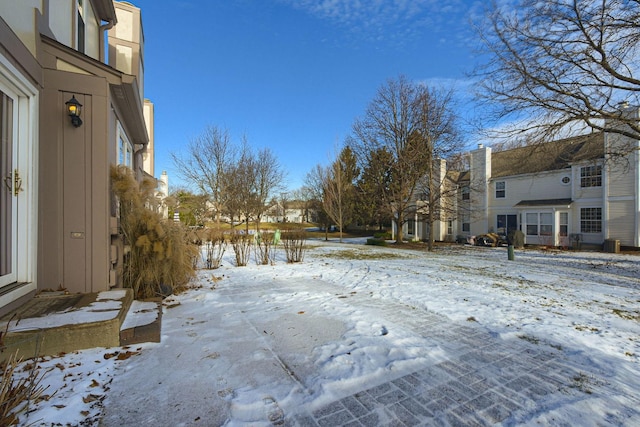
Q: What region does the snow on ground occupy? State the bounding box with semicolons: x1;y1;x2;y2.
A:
15;239;640;426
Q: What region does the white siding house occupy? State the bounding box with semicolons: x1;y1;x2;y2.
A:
404;112;640;249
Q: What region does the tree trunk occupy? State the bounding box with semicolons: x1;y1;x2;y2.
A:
395;211;404;243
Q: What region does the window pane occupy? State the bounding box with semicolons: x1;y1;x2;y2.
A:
580;208;602;233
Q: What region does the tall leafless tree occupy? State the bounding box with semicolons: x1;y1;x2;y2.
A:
474;0;640;157
322;146;359;242
413;86;463;250
304;164;332;240
350;76;461;244
171;126;232;224
253;147;286;229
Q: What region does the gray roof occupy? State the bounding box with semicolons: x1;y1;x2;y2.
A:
451;132;604;184
491;133;604;178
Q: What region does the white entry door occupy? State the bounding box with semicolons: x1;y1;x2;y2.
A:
0;89;17;287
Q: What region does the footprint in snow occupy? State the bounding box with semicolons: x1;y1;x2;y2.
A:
380;326;388;336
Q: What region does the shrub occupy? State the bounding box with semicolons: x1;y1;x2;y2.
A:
254;231;276;265
366;238;387;247
111;166;197;299
202;228;226;269
373;231;391;240
229;231;252;266
281;228;306;263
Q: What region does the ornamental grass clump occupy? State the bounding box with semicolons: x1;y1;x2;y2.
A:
111;166;197;299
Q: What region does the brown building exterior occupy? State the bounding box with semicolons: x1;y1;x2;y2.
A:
0;0;152;316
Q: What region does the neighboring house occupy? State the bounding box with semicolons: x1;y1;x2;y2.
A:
400;111;640;249
262;200;317;224
0;1;155;316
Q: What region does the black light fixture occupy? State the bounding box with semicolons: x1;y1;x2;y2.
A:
65;95;83;127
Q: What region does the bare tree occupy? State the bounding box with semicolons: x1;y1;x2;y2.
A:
322;146;359;242
350;75;461;244
171;126;232;224
221;141;285;232
413;86;463;250
253;147;286;229
304;164;332;240
474;0;640;157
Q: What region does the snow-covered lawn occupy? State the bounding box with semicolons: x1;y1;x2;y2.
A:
18;240;640;426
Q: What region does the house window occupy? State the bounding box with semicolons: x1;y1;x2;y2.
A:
447;220;453;235
581;208;602;233
539;213;553;236
526;213;538;235
77;0;85;53
117;123;133;167
462;223;470;232
525;212;554;236
407;219;415;235
559;212;568;237
580;165;602;187
497;214;517;233
461;185;470;200
495;181;505;198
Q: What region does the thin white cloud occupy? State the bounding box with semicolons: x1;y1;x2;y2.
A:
279;0;480;48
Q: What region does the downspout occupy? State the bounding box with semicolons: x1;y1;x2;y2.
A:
99;18;117;63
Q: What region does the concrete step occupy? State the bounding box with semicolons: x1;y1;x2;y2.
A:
0;289;134;362
119;298;162;346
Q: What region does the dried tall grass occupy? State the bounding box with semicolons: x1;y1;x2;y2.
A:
0;351;48;426
111;166;197;299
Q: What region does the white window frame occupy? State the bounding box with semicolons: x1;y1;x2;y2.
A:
495;181;505;198
117;121;133;168
580;164;602;188
0;54;38;303
581;207;602;233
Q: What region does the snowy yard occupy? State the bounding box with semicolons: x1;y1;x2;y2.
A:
20;240;640;426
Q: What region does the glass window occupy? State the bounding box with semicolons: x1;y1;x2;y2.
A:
559;212;568;236
495;181;505;198
117;123;133;167
539;213;553;236
461;185;470;200
447;220;453;235
407;219;415;235
581;208;602;233
77;0;85;53
580;165;602;187
462;223;470;232
526;213;538;235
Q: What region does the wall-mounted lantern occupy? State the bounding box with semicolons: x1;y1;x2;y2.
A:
65;95;83;127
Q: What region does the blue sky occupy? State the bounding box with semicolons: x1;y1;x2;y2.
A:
131;0;486;191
